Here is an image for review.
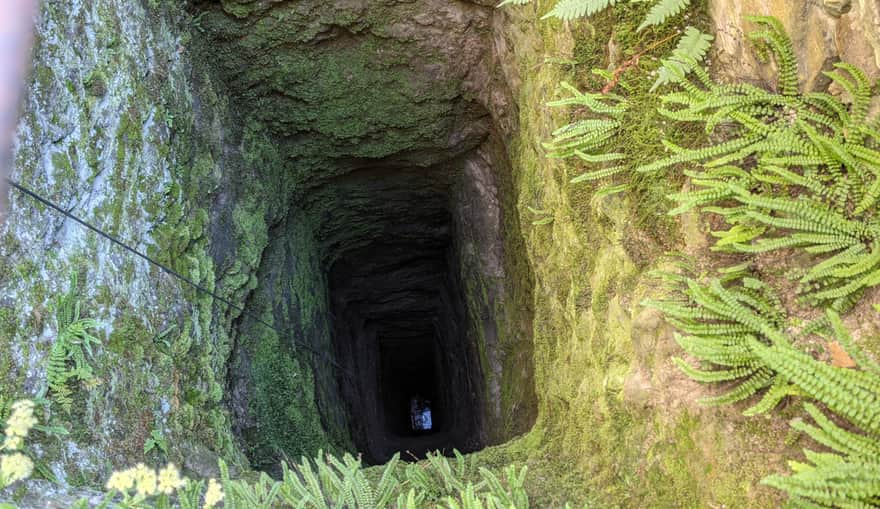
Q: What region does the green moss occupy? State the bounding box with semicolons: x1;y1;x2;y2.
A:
50;151;75;183
33;65;55;93
0;308;18;340
235;296;333;468
219;0;258;19
0;308;22;392
84;69;108;97
454;2;788;507
194;3;479;173
106;313;151;358
231;204;269;272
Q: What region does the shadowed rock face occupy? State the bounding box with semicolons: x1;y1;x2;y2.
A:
190;0;499;173
190;0;537;466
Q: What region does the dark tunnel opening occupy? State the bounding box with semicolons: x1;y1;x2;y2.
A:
378;331;442;437
218;135;544;473
194;0;540;471
323;169;486;463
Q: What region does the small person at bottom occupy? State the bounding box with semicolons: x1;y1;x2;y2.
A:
410;395;433;431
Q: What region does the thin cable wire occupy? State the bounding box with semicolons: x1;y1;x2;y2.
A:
7;178;353;379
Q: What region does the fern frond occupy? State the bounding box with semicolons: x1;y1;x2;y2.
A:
761;461;880;508
635;136;758;174
698;369;776;406
571;165;627;183
673;357;759;383
749;338;880;434
638;0;689;30
801;243;867;283
47;274;101;412
745;15;799;96
795;403;880;459
742;378;801;416
541;0;617;20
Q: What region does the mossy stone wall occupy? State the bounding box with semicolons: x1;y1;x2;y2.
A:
466;3;801;507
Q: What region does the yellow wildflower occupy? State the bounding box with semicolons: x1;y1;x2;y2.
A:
4;400;37;445
133;463;157;497
157;463;186;495
203;478;224;509
1;453;34;484
2;435;22;451
105;468;136;492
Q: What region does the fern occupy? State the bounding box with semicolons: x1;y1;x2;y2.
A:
651;272;880;506
542;83;630;185
651;27;714;92
761;402;880;506
648;273;880;429
761;461;880;508
503;0;691;31
632;18;880;309
794;403;880;460
746;16;799;96
750;338;880;435
544;85;626;156
540;0;617;21
191;449;542;509
47;274;101;413
638;0;690;31
507;6;880;506
644;274;795;410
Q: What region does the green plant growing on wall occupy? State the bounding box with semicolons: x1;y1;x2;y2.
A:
632;16;880;506
646;269;880;504
543;81;629;183
144;428;169;457
498;0;691;31
650;26;713;91
47;274;101;413
750;324;880;506
503;1;879;504
643;272;796;412
85;450;550;509
634;16;880;310
763;403;880;507
540;28;711;188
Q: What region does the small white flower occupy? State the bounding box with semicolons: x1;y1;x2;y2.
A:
4;400;37;444
157;463;186;494
133;463;157;497
203;478;224;508
1;453;34;484
105;468;136;492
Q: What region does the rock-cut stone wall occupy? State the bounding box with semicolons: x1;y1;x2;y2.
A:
0;0;249;486
711;0;880;90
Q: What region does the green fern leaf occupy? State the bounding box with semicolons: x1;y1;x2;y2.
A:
541;0;617;20
638;0;690;30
